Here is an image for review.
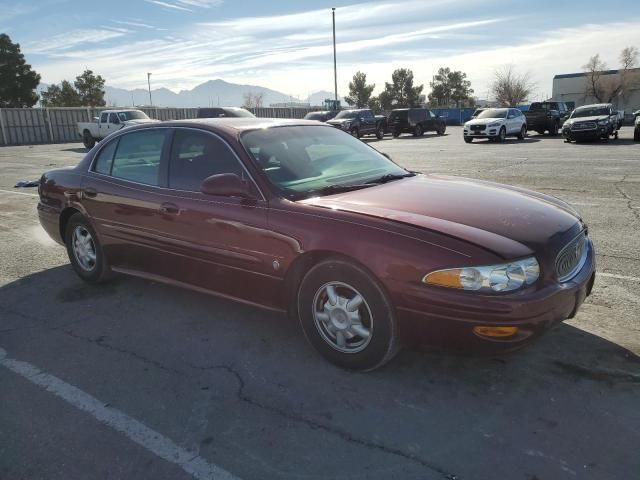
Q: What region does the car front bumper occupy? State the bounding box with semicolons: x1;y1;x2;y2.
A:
563;125;610;140
464;127;499;138
393;240;596;352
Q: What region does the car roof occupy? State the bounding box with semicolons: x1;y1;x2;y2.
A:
576;103;612;109
149;117;328;134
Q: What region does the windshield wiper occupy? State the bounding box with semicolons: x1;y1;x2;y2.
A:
365;172;416;184
304;183;375;197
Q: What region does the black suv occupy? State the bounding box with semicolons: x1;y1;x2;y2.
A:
388;108;446;137
303;110;338;122
562;103;620;142
196;107;255;118
523;101;570;135
326;109;385;139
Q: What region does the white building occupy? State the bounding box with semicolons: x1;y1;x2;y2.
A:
552;68;640;119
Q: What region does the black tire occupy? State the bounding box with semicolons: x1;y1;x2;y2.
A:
65;213;110;283
517;125;527;140
350;127;360;138
392;128;401;138
634;128;640;141
297;259;399;371
437;124;446;135
375;125;384;140
497;127;506;142
464;136;473;143
414;124;424;137
83;130;95;149
549;121;559;136
614;131;619;139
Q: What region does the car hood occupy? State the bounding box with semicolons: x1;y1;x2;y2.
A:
465;117;505;126
300;175;582;259
565;115;608;124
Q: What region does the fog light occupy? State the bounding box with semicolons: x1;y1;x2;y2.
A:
473;326;519;338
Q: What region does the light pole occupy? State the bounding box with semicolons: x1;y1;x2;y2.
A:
332;8;338;106
147;72;153;106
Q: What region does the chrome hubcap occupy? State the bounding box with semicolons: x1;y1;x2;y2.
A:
72;226;97;271
312;282;372;353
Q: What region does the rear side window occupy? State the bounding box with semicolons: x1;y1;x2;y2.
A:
111;130;166;185
169;130;243;191
93;139;118;175
108;113;119;124
100;112;108;123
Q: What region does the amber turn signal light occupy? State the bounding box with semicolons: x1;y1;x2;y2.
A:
473;326;519;338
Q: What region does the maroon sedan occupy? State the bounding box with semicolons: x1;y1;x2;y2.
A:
38;118;595;370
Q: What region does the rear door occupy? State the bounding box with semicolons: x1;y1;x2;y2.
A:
361;110;376;133
422;109;434;131
81;128;172;275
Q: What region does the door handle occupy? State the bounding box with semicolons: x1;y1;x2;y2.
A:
83;187;97;198
160;202;181;215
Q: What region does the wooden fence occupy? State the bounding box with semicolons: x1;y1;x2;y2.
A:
0;106;318;146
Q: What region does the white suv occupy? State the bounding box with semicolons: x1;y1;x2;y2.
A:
464;108;527;143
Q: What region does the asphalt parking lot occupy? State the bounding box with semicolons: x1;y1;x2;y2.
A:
1;126;639;480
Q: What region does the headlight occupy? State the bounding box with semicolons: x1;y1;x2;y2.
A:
597;120;608;125
487;122;500;128
422;257;540;293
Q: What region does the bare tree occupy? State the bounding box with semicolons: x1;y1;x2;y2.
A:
583;47;638;103
490;66;535;106
242;91;264;108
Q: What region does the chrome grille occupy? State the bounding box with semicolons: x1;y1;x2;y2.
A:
572;121;596;131
556;232;588;282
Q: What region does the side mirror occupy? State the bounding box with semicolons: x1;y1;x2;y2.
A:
200;173;252;198
94;117;99;122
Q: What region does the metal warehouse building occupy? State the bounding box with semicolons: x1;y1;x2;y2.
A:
552;68;640;119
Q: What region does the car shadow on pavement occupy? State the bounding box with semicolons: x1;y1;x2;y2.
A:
468;137;542;144
2;265;639;480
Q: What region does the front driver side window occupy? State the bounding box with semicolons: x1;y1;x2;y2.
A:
100;112;108;123
169;130;244;191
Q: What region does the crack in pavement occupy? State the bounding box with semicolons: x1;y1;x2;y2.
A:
614;175;640;224
188;362;459;480
2;306;458;478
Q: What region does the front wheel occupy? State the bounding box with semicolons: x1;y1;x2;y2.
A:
82;131;95;149
376;125;385;139
350;127;360;138
65;213;110;283
414;124;424;137
518;125;527;140
464;136;473;143
497;127;506;142
437;124;446;135
549;121;559;136
297;260;399;371
634;128;640;141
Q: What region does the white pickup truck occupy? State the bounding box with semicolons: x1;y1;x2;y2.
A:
77;109;158;148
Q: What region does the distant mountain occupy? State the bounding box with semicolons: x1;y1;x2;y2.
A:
104;79;305;108
37;79;342;109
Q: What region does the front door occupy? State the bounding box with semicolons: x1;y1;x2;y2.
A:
155;128;281;308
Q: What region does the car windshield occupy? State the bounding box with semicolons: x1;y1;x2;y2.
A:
571;107;610;118
334;111;358;119
530;103;553;111
117;111;149;121
476;108;508;119
304;112;325;121
227;108;255;118
241;125;409;199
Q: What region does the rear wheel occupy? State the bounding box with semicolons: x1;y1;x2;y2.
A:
550;121;559;136
65;213;110;283
297;260;399;371
414;124;424;137
392;128;401;138
518;125;527;140
634;128;640;141
82;130;95;149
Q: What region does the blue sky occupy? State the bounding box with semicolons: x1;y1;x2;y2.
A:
1;0;639;99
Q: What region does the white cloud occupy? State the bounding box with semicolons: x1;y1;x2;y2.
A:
143;0;192;11
24;29;128;54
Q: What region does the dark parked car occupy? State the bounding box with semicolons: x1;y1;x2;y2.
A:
634;111;640;141
388;108;446;137
38;119;595;371
303;110;338;122
196;107;255;118
326;109;385;139
562;103;620;142
524;101;570;135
